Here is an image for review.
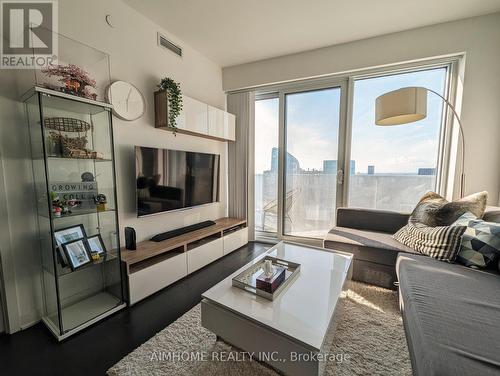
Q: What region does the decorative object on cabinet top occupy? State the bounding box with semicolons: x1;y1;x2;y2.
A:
41;64;98;100
155;77;183;133
106;81;146;121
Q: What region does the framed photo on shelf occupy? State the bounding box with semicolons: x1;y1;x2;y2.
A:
85;234;107;255
62;239;92;270
54;224;86;246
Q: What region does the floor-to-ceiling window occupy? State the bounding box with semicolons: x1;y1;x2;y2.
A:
348;67;448;212
253;61;454;242
284;88;341;238
254;96;279;235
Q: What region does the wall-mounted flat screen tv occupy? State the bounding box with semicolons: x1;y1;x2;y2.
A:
135;146;220;217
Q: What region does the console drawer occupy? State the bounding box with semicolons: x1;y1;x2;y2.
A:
223;227;248;255
187;238;223;273
129;252;187;305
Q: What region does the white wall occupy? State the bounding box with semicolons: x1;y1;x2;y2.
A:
57;0;227;243
223;12;500;204
0;0;226;330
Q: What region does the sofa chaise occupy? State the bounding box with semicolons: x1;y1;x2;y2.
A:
323;207;500;376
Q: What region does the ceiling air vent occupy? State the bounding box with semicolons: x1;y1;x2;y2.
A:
157;33;182;57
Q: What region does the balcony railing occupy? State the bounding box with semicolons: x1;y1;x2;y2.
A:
255;173;435;237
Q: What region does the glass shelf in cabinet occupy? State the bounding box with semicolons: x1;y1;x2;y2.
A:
46;156;112;162
47;250;119;277
38;208;116;220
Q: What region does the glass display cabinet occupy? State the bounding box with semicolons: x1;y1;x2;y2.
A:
24;86;125;340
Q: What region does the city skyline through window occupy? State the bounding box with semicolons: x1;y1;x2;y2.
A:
254;67;449;238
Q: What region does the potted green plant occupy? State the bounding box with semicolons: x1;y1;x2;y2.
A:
154;77;183;134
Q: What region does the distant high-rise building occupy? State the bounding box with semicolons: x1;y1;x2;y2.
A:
322;160;356;175
323;160;337;173
418;168;436;176
270;147;301;173
368;165;375;175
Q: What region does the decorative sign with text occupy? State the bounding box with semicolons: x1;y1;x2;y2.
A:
50;181;97;210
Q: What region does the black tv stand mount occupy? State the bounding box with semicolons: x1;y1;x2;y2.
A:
150;220;216;242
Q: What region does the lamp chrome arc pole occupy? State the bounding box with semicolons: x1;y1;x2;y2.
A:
422;87;466;198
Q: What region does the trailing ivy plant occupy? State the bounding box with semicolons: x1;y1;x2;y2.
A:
158;77;183;134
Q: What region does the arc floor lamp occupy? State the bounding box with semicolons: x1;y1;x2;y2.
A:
375;87;465;197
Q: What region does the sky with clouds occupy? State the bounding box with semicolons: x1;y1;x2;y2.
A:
255;67;447;175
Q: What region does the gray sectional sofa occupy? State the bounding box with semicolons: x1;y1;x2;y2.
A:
324;207;414;289
324;207;500;376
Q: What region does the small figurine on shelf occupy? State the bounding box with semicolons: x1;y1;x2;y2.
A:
91;253;101;262
81;172;95;182
65;79;80;92
60;204;70;216
51;192;63;217
95;194;107;212
51;191;82;217
66;199;80;213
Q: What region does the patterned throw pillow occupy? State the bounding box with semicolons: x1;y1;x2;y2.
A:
453;212;500;268
393;222;466;262
409;191;488;227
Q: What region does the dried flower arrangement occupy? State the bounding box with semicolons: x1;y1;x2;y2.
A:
41;64;98;100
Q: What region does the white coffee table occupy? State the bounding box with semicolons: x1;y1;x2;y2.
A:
201;241;353;375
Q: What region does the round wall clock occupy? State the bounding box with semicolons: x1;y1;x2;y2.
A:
106;81;145;121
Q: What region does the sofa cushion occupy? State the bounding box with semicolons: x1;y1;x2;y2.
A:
397;253;500;376
336;207;410;234
409;191;488;226
453;212;500;268
324;227;415;265
483;206;500;223
393;221;466;262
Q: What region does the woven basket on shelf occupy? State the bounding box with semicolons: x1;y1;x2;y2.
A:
44;117;92;158
44;117;92;132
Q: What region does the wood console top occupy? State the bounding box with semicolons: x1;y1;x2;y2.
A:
120;217;246;267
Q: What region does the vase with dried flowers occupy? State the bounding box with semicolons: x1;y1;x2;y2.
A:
41;64;98;100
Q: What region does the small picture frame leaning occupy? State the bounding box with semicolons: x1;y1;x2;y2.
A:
54;224;87;268
54;224;87;246
62;238;92;271
85;234;107;256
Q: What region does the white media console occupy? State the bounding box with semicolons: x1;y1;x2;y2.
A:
121;218;248;305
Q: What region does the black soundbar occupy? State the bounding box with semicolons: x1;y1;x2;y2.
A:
150;220;216;242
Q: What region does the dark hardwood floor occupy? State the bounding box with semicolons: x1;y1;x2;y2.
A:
0;242;269;376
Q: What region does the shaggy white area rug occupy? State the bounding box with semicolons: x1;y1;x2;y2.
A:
108;282;411;375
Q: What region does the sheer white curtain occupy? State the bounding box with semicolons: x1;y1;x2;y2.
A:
227;91;255;239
